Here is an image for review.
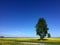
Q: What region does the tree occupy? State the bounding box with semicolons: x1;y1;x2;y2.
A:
0;36;4;38
48;33;51;38
36;18;48;39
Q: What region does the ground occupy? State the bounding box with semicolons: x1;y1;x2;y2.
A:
0;38;60;45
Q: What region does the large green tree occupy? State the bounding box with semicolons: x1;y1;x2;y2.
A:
36;18;48;39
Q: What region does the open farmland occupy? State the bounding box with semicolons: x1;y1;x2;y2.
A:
0;38;60;45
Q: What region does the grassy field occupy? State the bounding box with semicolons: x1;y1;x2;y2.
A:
0;38;60;45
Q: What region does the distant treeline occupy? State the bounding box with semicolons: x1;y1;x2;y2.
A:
0;36;4;38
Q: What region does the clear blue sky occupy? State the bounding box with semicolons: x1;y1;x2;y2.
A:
0;0;60;37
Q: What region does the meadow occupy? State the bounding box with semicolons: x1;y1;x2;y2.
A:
0;37;60;45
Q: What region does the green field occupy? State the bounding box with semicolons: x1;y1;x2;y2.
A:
0;38;60;45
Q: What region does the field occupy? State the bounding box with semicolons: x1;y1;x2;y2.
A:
0;38;60;45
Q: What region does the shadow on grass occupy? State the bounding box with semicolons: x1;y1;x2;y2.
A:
38;39;48;41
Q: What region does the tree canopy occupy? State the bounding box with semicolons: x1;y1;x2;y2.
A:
36;18;48;39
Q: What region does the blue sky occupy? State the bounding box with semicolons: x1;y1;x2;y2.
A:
0;0;60;37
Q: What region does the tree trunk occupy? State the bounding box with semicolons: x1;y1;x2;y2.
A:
40;36;44;40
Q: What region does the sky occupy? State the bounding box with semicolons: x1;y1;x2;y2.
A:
0;0;60;37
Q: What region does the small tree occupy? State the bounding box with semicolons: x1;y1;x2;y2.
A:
48;33;51;38
36;18;48;39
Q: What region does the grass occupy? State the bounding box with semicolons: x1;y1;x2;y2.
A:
0;38;60;45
